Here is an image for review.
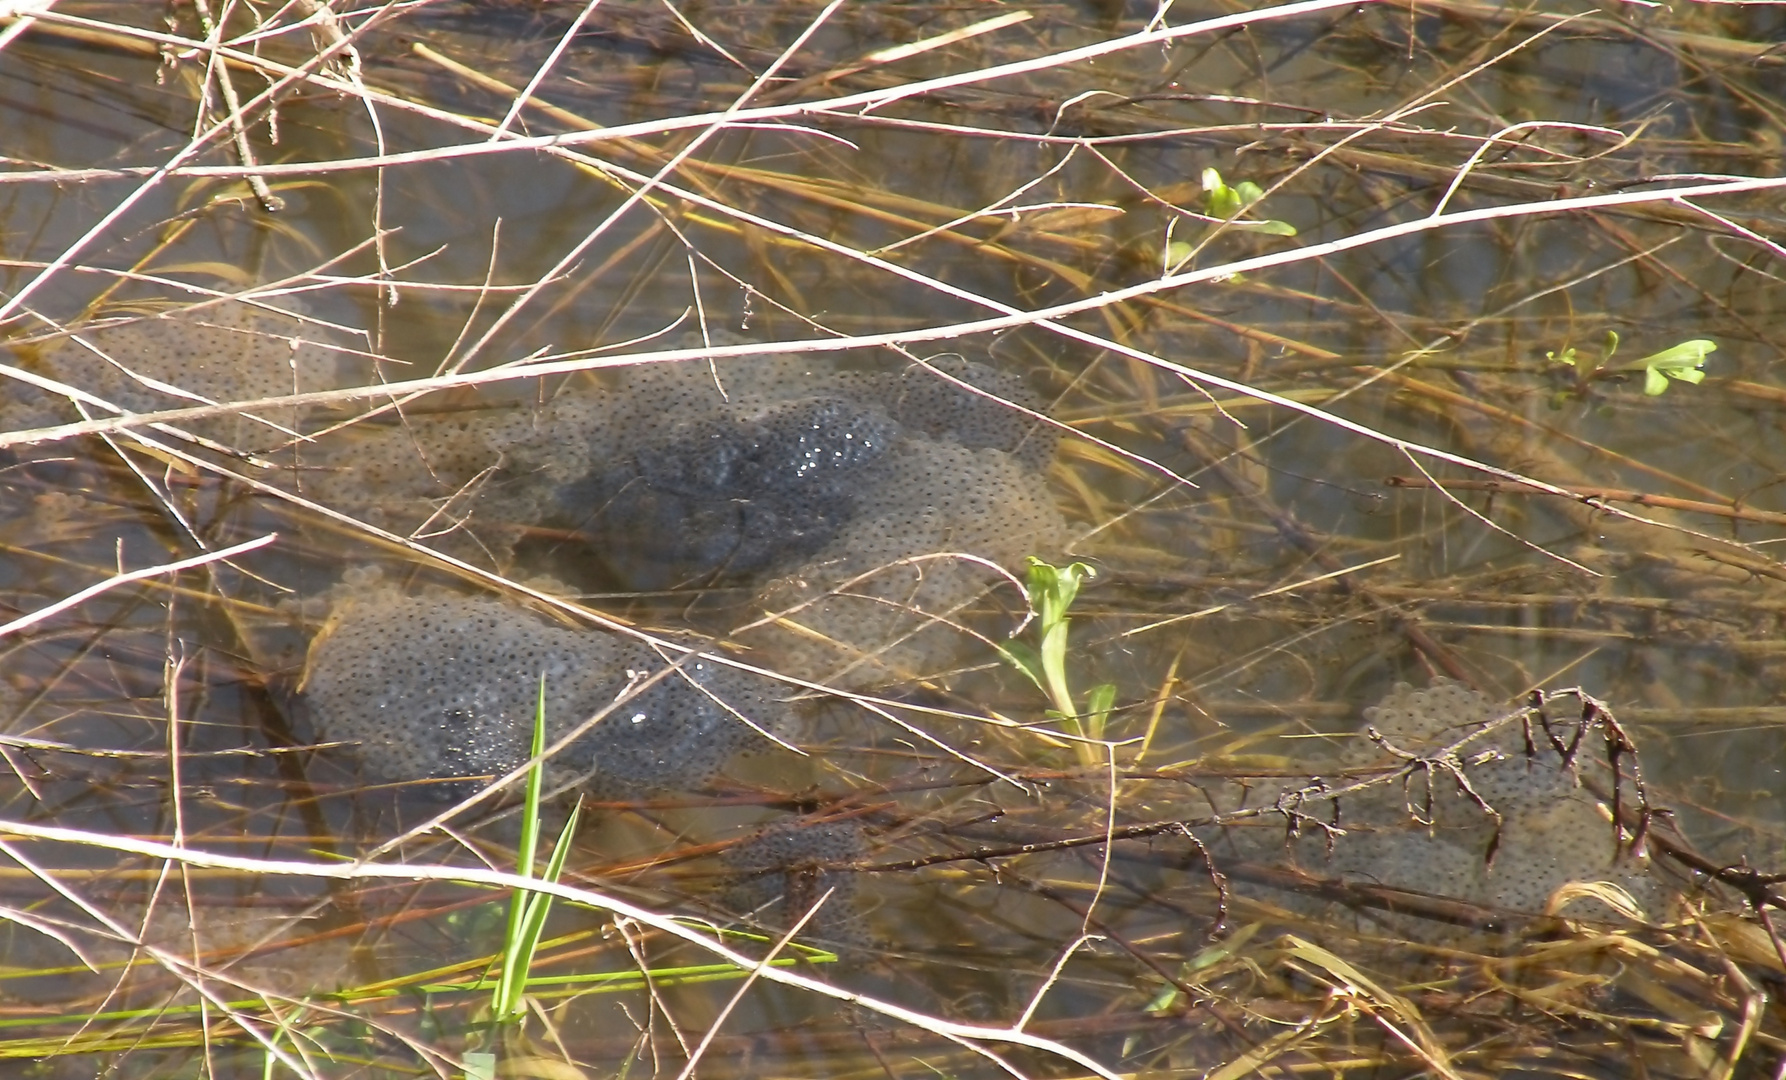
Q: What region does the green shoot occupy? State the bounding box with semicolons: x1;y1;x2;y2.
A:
1199;168;1298;236
1000;558;1117;766
1546;345;1584;372
491;676;582;1025
1626;339;1715;395
1547;330;1715;399
1163;167;1296;279
466;677;582;1075
1546;329;1620;378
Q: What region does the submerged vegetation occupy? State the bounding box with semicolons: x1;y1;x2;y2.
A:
1548;330;1718;401
1;1;1785;1078
1001;557;1119;756
487;680;581;1029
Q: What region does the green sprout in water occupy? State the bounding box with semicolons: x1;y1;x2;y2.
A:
1000;558;1117;767
492;676;581;1024
464;676;581;1080
1199;167;1298;237
1548;330;1716;400
1163;167;1297;280
1631;339;1716;396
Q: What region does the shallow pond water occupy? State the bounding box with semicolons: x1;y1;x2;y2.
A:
2;2;1786;1077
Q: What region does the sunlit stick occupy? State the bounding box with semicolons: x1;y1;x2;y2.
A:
0;820;1128;1080
0;533;277;639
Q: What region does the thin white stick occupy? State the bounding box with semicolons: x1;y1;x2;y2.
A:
0;0;57;53
8;165;1782;450
0;821;1127;1080
1431;119;1631;219
0;533;276;639
673;889;832;1080
1017;933;1102;1031
488;0;604;140
0;114;1606;185
1399;449;1599;576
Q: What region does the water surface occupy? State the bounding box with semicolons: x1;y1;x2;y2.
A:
2;2;1784;1077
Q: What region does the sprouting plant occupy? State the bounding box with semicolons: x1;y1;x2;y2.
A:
1163;167;1297;278
1000;558;1117;766
1198;168;1298;237
1547;330;1716;400
464;676;582;1080
1629;339;1716;395
493;676;581;1023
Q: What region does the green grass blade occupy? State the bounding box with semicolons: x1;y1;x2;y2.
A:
493;674;551;1022
504;801;582;1013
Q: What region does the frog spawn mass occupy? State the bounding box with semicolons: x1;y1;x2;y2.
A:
1197;679;1663;936
2;305;1680;935
297;591;778;801
286;340;1070;795
0;301;346;453
297;343;1065;600
0;303;1068;796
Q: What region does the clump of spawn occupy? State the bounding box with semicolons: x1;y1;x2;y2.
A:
551;386;905;591
544;352;1063;592
298;590;783;800
0;301;346;454
295;392;617;544
1198;679;1661;940
742;436;1068;688
247;330;1068;795
720;817;869;949
298;346;1069;690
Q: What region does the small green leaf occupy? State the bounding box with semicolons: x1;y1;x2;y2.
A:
1197;168;1292;235
998;641;1044;689
1635;339;1716;373
1231;218;1297;237
1627;339;1715;395
1202;167;1243;219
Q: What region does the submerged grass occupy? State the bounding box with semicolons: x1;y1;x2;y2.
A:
488;676;581;1029
1;1;1785;1078
1000;557;1117;763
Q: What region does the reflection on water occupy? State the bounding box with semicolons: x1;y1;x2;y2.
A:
2;1;1785;1076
